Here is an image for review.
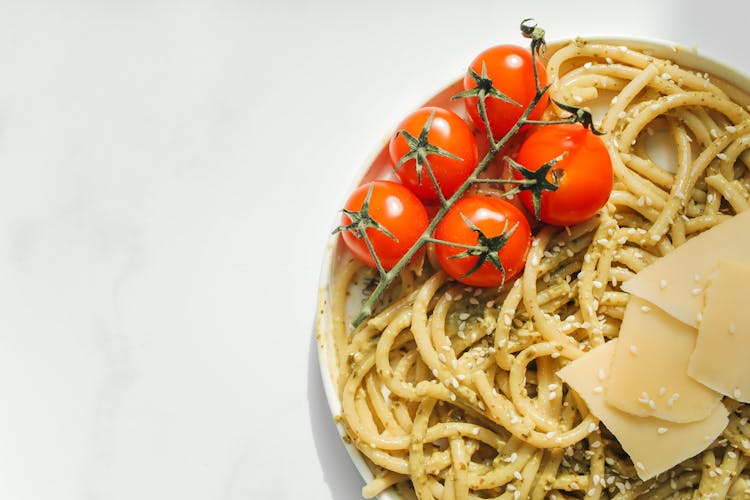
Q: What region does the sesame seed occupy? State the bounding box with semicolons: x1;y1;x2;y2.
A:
593;386;603;394
691;287;703;296
593;280;603;289
717;153;728;161
629;344;639;355
726;125;737;133
659;279;668;289
588;422;598;432
458;312;470;321
659;387;667;396
641;305;651;313
734;388;743;399
657;427;668;434
584;61;593;69
513;471;523;480
471;427;479;435
514;491;520;500
729;323;737;334
743;439;750;449
667;393;680;407
636;461;645;471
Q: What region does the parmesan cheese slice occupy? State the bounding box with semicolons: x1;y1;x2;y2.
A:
688;259;750;403
622;210;750;327
605;296;722;422
558;340;729;481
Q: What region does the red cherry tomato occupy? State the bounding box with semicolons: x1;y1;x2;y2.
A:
434;196;532;287
514;124;613;226
462;45;548;139
339;180;429;270
388;107;478;202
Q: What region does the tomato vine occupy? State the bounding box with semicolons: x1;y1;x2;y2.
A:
337;19;603;327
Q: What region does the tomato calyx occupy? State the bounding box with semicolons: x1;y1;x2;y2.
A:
333;183;397;275
506;154;564;219
431;215;519;284
394;110;464;204
452;63;519;146
552;100;605;135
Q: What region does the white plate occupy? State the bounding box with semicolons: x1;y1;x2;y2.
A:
315;37;750;499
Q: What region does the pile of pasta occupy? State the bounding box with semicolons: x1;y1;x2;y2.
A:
327;39;750;499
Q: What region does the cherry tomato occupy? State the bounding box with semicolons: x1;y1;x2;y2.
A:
462;45;548;139
514;124;613;226
339;180;429;270
434;196;531;287
388;106;478;202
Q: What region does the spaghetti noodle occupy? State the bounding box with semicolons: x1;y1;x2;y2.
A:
324;39;750;499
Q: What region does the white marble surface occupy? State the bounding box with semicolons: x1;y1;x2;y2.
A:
0;1;747;499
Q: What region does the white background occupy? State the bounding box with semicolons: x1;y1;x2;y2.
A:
0;1;747;499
